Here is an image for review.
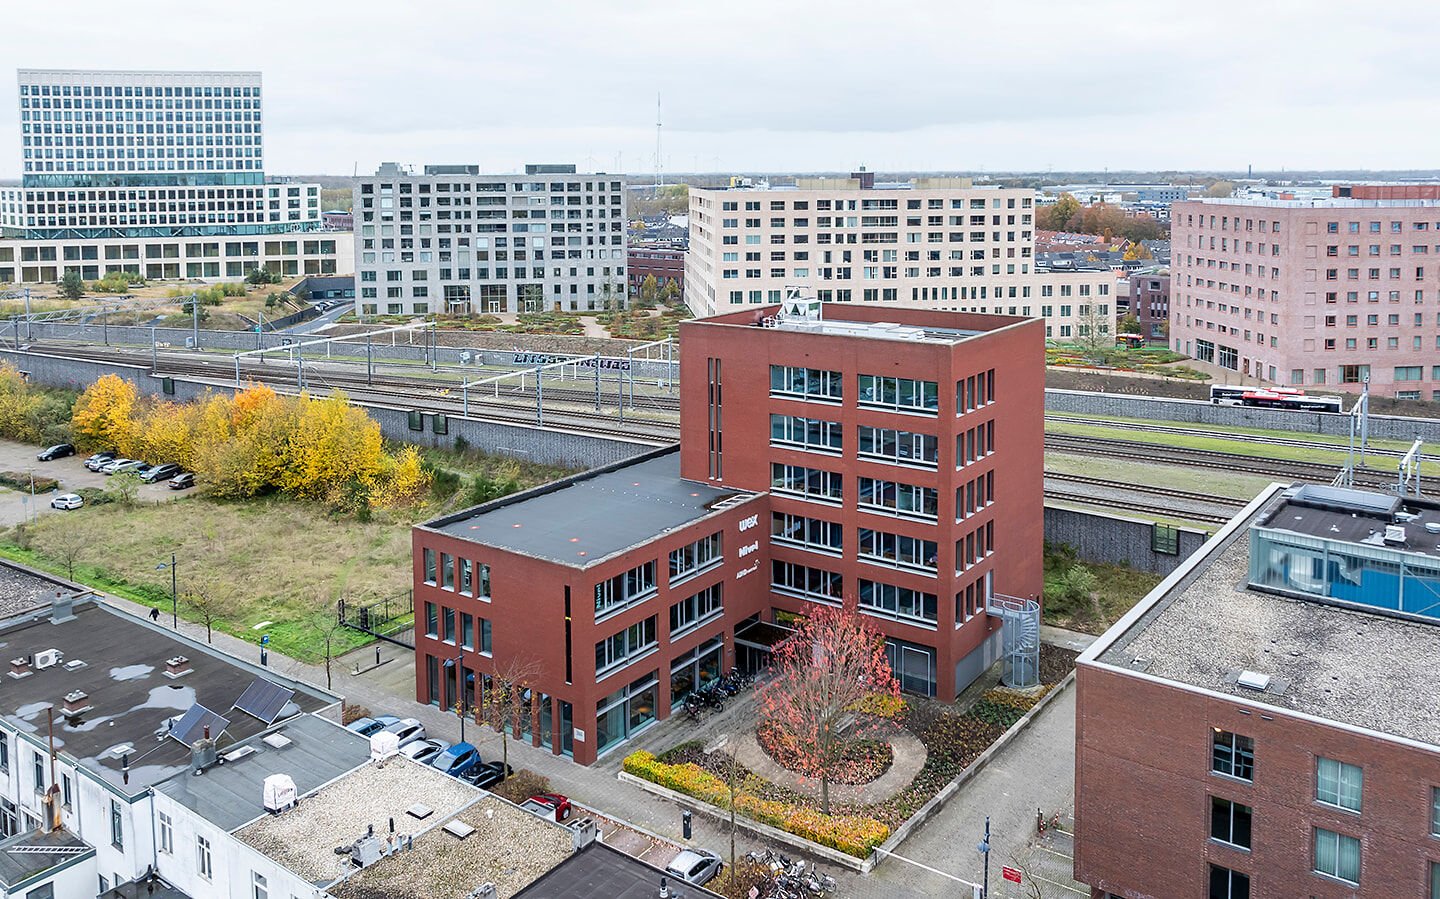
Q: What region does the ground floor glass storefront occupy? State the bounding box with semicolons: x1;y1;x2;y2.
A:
595;671;658;757
669;636;724;703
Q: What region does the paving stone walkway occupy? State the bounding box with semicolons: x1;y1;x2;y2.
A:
729;729;929;805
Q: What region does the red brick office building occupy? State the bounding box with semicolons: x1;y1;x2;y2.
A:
413;302;1044;765
1075;484;1440;898
627;244;685;297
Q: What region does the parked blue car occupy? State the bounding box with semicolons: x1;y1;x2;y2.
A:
431;741;481;777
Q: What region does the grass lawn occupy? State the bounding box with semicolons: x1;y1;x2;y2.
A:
1;446;575;664
1045;410;1419;453
1043;417;1423;471
3;495;411;663
1042;545;1163;634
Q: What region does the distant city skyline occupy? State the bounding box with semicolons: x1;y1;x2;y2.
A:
4;0;1436;179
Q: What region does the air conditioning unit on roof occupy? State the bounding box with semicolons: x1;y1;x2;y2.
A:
34;649;61;670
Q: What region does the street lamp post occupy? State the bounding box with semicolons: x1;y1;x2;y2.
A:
977;816;991;899
443;652;466;741
155;554;178;627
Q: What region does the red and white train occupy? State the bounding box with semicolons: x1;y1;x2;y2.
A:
1209;385;1345;414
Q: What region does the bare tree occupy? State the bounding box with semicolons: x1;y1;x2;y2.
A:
312;611;351;690
38;524;89;582
181;578;235;644
479;654;545;776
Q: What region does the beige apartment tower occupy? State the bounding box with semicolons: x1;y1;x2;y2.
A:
685;173;1115;340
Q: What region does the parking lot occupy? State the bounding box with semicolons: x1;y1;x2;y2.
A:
0;439;184;525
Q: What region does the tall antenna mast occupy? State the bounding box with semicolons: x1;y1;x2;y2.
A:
655;93;663;192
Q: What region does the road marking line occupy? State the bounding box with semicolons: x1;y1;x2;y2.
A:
1037;845;1073;859
1029;872;1089;895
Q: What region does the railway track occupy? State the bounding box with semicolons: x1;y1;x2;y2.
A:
12;343;1433;518
1046;413;1409;458
18;343;685;444
1041;489;1235;525
1045;433;1440;493
1044;472;1248;508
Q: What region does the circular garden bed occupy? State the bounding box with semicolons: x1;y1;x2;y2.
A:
754;720;895;785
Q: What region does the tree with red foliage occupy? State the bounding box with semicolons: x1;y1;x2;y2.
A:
756;605;901;815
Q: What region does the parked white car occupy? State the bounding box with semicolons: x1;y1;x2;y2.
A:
382;718;426;748
50;493;83;511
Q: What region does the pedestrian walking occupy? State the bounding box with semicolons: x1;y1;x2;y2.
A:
149;607;160;623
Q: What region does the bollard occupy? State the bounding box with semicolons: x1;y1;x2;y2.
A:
376;647;382;667
681;809;692;840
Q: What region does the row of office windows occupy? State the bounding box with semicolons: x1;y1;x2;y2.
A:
771;560;992;630
1208;727;1440;889
421;548;493;599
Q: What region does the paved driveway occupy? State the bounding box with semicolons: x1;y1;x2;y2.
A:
0;439;182;525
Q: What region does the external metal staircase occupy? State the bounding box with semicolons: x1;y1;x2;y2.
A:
987;593;1041;688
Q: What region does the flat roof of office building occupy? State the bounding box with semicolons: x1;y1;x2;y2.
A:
424;450;756;568
1255;483;1440;561
154;713;371;832
0;599;338;795
1088;486;1440;748
690;303;1034;345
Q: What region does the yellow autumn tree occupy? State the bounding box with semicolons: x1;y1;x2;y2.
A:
71;374;139;452
280;391;387;501
0;364;43;444
377;445;428;507
137;400;199;469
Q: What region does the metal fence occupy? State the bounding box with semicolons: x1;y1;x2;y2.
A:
338;589;415;648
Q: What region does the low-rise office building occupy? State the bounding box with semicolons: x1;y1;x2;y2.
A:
1074;483;1440;897
413;302;1043;764
627;243;685;298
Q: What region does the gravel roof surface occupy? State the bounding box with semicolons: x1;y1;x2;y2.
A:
236;757;477;884
1098;524;1440;746
331;795;573;899
0;565;63;620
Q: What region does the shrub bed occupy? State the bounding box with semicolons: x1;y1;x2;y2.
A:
622;750;890;858
0;471;58;493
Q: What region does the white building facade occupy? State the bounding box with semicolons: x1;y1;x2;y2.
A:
686;175;1115;340
0;69;347;285
353;163;627;316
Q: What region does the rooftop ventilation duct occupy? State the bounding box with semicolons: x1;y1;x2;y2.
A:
1236;670;1271;692
262;774;297;814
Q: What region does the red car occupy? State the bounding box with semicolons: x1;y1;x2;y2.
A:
522;792;572;822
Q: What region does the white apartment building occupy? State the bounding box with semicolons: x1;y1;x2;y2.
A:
0;594;339;897
353;163;627;316
686;173;1115;340
0;69;347;285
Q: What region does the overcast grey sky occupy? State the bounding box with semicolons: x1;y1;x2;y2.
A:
5;0;1436;178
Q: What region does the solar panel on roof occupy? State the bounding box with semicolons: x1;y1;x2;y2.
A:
232;678;295;724
169;704;229;745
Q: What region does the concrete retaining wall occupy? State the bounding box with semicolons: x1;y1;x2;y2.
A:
0;349;657;470
1044;505;1210;575
1046;387;1440;442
